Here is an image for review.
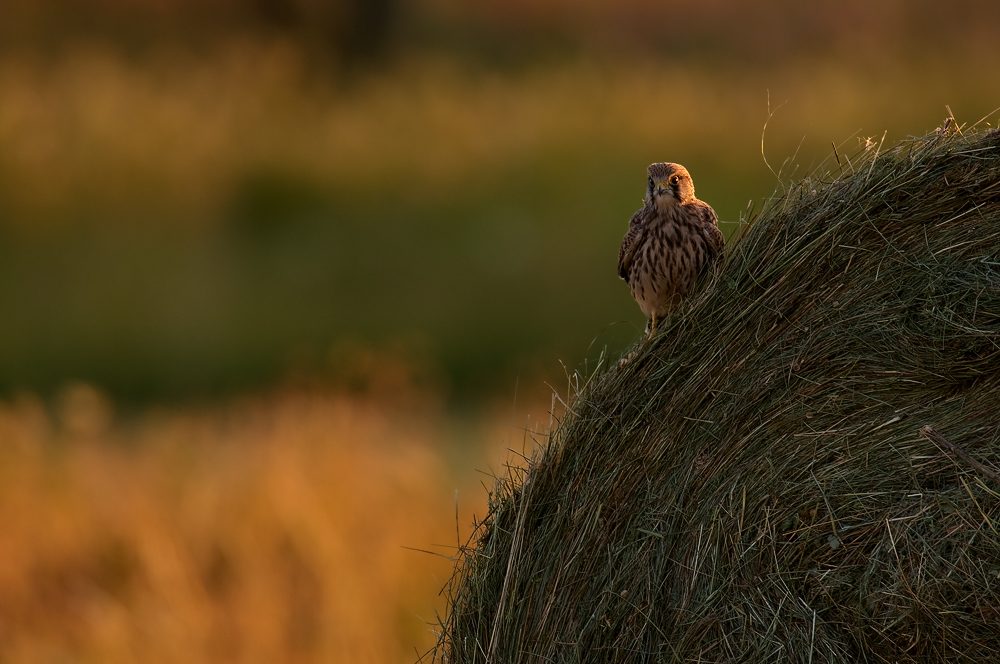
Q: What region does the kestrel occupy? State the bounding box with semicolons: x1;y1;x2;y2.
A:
618;163;724;339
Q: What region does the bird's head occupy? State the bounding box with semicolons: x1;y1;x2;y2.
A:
646;162;695;210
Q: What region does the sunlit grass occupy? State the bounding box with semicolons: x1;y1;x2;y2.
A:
2;39;996;230
0;378;534;663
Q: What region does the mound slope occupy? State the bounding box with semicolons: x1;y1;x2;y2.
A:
436;127;1000;663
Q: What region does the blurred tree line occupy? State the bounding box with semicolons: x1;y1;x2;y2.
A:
3;0;399;62
4;0;999;65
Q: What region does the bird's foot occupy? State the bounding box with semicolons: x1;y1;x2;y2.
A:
645;314;659;341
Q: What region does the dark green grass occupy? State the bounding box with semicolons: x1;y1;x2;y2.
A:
435;127;1000;662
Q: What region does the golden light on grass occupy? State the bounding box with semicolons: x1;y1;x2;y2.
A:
2;38;993;230
0;383;483;663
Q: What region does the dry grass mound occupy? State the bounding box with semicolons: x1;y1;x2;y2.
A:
434;126;1000;663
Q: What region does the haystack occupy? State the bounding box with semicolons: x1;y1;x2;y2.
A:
435;126;1000;663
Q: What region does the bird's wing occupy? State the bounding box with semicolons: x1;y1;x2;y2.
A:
618;208;647;281
704;224;725;258
696;202;725;257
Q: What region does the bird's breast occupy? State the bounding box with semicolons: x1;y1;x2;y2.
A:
626;215;711;317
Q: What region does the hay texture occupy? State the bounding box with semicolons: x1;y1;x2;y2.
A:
434;126;1000;663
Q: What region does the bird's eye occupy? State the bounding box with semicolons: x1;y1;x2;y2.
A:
669;175;680;185
648;177;654;189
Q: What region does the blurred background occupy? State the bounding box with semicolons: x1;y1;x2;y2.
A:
0;0;998;661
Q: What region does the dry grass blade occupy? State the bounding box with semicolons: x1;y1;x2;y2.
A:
921;425;1000;485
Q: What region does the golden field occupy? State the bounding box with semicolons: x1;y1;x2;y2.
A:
0;377;546;663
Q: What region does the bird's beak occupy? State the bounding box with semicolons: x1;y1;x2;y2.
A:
655;182;667;195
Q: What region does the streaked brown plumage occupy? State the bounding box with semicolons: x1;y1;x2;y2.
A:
618;162;724;339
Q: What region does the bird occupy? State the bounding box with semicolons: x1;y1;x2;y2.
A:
618;163;724;339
